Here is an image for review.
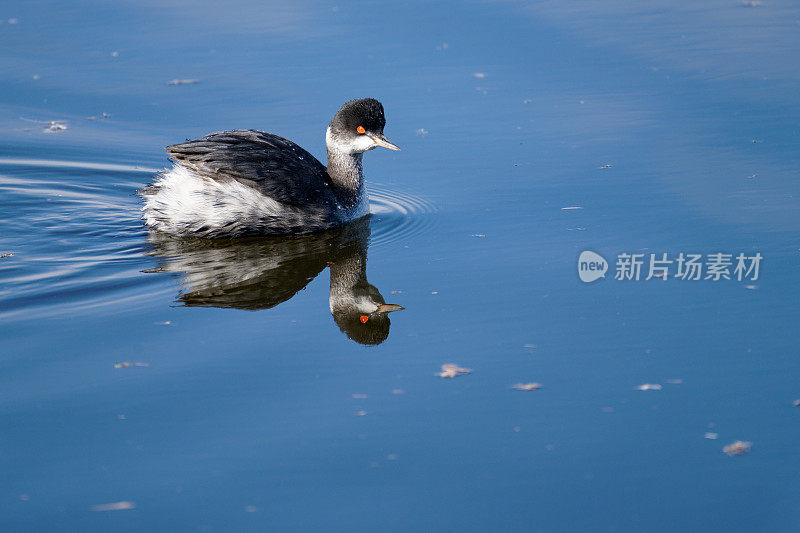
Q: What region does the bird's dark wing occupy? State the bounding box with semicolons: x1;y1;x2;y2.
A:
166;129;332;207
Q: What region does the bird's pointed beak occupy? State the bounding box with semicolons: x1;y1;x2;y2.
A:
376;303;405;314
371;134;401;151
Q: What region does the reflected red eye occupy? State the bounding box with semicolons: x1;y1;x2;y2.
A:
356;126;366;134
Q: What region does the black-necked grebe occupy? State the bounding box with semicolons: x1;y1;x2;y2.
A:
140;98;399;238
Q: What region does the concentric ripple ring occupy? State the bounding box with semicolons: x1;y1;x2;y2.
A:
367;183;437;247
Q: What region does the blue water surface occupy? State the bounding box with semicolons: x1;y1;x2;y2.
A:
1;0;799;531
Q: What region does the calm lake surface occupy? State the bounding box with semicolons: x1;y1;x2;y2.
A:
1;1;799;531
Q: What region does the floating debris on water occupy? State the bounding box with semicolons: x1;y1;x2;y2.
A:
748;173;757;179
415;128;429;136
471;234;486;238
352;393;367;399
599;164;613;169
704;432;719;440
166;79;199;86
664;379;683;384
113;362;149;369
511;382;542;391
43;121;67;133
91;501;135;511
435;43;449;51
438;364;471;378
473;72;486;78
87;113;111;120
635;383;662;391
155;321;172;326
1;253;13;258
111;51;119;57
523;99;532;104
391;290;403;294
723;441;752;456
355;410;367;416
561;206;583;210
391;389;405;395
793;399;800;407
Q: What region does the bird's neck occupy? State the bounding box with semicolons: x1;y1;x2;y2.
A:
326;147;364;207
325;128;364;207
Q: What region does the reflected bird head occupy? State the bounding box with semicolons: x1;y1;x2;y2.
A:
330;282;404;345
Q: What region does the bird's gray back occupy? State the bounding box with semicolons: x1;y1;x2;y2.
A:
166;129;335;208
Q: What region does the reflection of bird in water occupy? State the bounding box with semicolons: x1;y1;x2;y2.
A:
328;243;403;345
144;218;403;345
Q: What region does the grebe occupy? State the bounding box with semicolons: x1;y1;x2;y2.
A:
140;98;399;238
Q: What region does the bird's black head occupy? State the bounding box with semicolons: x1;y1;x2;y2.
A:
327;98;400;154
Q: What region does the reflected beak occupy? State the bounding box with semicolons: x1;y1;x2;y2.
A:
371;134;401;151
376;303;405;314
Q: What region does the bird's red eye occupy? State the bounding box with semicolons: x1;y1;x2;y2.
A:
356;126;366;134
360;315;369;323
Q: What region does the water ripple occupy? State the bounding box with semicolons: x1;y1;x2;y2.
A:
367;184;438;247
0;159;165;321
